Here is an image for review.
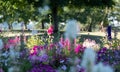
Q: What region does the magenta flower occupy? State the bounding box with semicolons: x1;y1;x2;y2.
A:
39;45;44;50
5;37;20;49
8;38;16;44
74;44;82;54
47;25;54;35
29;45;40;55
49;43;55;50
33;45;39;50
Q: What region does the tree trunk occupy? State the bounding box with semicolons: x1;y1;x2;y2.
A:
41;20;44;29
51;5;58;33
24;23;27;29
8;24;12;30
88;23;92;32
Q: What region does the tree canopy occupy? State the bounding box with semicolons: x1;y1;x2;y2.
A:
0;0;116;31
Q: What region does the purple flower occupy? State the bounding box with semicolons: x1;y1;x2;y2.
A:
0;68;4;72
38;54;48;62
28;64;56;72
79;67;86;72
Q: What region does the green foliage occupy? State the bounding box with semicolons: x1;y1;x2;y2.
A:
101;36;120;49
26;35;45;49
20;59;32;72
0;0;37;23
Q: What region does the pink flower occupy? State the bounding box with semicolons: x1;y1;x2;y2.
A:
49;43;55;50
4;43;10;49
74;39;77;46
60;37;64;45
64;39;71;50
47;25;54;35
14;36;20;43
8;39;16;44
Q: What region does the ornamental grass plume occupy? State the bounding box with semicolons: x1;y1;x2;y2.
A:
81;48;96;72
65;19;79;39
93;62;114;72
80;48;114;72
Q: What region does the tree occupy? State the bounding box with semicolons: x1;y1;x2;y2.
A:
0;0;37;29
50;0;110;32
26;0;115;32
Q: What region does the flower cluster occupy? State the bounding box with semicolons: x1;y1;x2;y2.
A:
74;44;85;54
97;47;120;67
4;36;20;49
82;39;100;50
79;48;114;72
29;45;49;63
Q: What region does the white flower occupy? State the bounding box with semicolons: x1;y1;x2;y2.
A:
61;65;67;70
60;60;64;63
0;39;3;50
81;48;96;72
65;19;79;39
